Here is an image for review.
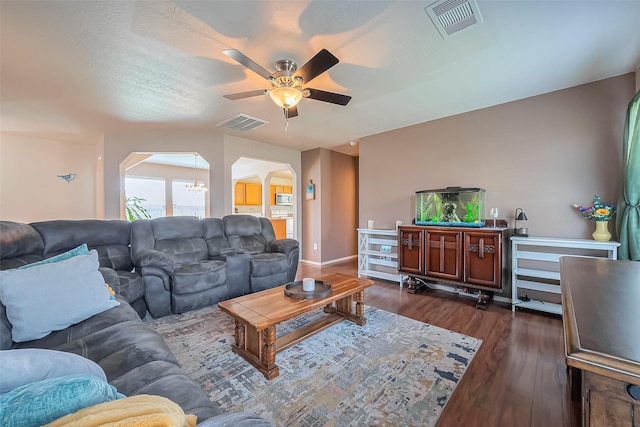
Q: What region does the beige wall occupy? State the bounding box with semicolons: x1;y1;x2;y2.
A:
301;148;358;264
359;73;635;240
0;133;100;221
301;149;322;263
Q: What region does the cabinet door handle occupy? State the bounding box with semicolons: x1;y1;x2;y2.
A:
479;239;485;259
408;233;413;250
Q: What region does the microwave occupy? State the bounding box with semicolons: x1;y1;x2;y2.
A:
275;193;293;206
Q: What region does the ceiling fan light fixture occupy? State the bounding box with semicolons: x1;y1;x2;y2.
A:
269;87;303;108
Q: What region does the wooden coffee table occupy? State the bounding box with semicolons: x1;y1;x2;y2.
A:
218;273;374;379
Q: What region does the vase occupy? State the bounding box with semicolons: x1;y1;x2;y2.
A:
592;221;611;242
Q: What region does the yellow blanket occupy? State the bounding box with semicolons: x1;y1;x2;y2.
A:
44;394;197;427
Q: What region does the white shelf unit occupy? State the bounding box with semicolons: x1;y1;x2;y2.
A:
357;228;404;286
511;236;619;315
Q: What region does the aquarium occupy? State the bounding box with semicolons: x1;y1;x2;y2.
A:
415;187;486;227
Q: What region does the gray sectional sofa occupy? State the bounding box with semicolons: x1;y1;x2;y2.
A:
131;215;299;318
0;215;299;424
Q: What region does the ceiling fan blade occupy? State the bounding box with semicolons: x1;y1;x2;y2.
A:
305;88;352;106
295;49;339;84
223;89;268;100
285;105;299;118
222;49;272;80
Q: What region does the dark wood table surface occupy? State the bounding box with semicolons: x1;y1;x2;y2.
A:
560;256;640;385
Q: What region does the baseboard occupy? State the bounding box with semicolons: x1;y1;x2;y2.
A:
300;254;357;266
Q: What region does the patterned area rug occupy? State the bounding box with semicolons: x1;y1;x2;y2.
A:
147;305;481;427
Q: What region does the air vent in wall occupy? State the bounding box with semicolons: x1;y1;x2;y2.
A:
216;113;269;132
425;0;483;38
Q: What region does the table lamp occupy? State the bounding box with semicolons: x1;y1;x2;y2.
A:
514;208;529;237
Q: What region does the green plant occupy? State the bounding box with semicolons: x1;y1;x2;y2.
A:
125;196;151;221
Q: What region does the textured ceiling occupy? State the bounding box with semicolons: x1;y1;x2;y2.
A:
1;1;639;156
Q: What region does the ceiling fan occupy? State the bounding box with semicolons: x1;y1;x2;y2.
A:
222;48;352;119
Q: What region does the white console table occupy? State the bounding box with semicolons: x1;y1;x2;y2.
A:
357;228;404;286
511;236;619;315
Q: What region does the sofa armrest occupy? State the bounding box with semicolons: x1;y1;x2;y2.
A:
98;267;120;287
134;250;176;274
267;239;299;256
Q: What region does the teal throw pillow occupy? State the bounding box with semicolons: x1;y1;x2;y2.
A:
18;244;89;269
0;374;122;427
0;250;119;342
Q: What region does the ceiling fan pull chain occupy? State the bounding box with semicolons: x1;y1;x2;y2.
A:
284;108;289;131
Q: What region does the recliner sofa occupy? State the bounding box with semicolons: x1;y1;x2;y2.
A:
130;215;299;318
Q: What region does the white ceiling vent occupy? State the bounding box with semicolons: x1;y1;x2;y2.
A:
425;0;483;38
217;113;269;132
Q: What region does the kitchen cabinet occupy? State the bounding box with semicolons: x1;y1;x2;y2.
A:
235;182;261;206
398;225;508;308
245;183;261;205
271;218;286;240
270;185;293;205
235;182;246;205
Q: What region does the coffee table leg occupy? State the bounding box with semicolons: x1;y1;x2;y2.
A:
231;323;280;380
354;290;367;326
234;320;245;349
262;325;278;378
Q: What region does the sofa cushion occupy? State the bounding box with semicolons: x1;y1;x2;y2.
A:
250;253;289;277
0;348;107;394
202;218;230;258
0;250;119;342
0;221;44;270
223;215;268;253
30;219;134;271
173;260;227;294
0;374;121;427
17;243;88;269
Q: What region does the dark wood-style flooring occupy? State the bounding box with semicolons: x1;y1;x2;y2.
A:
296;260;579;427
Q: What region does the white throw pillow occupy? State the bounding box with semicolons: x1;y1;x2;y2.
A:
0;348;107;394
0;250;119;342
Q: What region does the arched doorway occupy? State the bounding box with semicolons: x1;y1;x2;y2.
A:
120;152;210;219
232;157;296;239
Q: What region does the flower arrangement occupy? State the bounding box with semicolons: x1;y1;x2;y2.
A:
572;195;616;222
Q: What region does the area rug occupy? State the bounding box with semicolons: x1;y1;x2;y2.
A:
147;305;481;427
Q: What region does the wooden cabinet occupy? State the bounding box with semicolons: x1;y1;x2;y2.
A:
398;225;507;306
465;231;502;288
235;182;261;206
561;257;640;427
398;226;424;275
583;371;640;427
425;229;462;282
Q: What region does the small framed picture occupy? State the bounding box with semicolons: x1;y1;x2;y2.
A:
380;245;392;253
306;183;315;200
